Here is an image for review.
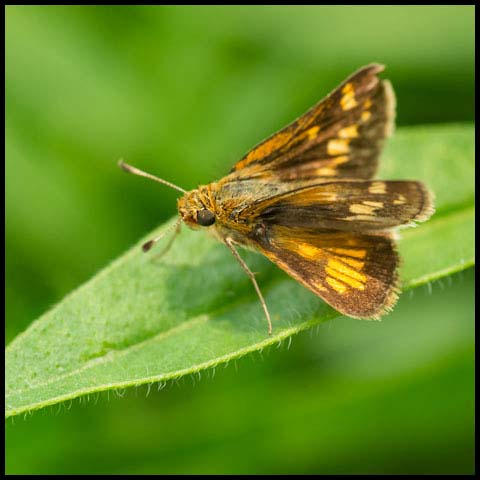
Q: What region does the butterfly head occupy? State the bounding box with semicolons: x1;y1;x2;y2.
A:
178;187;216;229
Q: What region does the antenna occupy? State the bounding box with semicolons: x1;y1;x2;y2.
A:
118;160;187;194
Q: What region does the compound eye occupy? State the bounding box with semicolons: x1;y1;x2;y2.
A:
197;208;216;226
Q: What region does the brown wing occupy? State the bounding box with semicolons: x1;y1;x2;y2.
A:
239;180;434;232
253;227;399;319
229;63;395;182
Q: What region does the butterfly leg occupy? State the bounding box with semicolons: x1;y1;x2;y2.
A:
225;237;273;335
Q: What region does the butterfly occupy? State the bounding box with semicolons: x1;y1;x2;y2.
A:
120;63;434;334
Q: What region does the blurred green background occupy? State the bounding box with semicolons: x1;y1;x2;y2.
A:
6;5;474;474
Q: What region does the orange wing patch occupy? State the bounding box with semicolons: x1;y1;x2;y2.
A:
326;257;367;291
235;130;293;171
327;138;351;155
340;82;358;110
338;125;359;138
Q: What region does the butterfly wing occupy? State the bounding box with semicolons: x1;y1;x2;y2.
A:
228;179;432;318
240;180;434;232
229;63;395;182
253;227;399;319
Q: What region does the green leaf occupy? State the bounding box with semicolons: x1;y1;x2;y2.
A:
5;123;474;418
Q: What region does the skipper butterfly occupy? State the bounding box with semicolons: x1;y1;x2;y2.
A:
120;64;434;334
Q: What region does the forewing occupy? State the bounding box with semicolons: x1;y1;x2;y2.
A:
241;180;433;232
229;63;395;181
253;227;399;319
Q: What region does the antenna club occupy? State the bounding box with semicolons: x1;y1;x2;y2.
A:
118;159;136;174
142;240;155;252
118;159;128;171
